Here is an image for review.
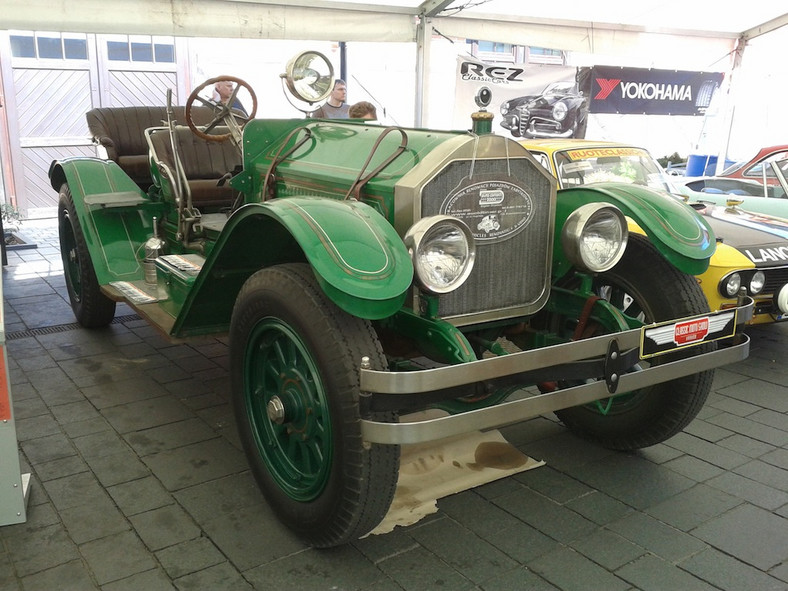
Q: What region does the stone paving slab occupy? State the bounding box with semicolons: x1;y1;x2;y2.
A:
1;219;787;590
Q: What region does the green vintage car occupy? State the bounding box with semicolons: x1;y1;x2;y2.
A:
49;53;751;547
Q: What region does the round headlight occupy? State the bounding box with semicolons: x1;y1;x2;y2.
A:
749;271;765;295
553;102;568;122
501;102;510;115
562;204;628;273
404;216;476;294
721;273;741;297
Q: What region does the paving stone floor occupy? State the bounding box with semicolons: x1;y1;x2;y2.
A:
1;218;787;591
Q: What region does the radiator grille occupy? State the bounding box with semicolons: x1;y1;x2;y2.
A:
763;266;788;294
420;157;554;323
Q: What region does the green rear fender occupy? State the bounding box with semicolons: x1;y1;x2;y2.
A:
48;158;162;284
553;183;716;277
175;197;413;337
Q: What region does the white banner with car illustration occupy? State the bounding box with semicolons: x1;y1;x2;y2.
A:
452;56;587;140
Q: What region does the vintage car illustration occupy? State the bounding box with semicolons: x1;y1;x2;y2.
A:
500;80;588;139
521;139;788;325
49;54;750;547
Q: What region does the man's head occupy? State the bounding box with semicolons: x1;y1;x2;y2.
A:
214;80;235;102
349;101;377;120
328;79;347;106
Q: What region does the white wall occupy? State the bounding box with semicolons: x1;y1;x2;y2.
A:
186;38;417;126
725;29;788;161
187;38;337;119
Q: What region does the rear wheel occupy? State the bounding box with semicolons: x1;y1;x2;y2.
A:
58;184;116;327
555;235;714;450
230;263;399;547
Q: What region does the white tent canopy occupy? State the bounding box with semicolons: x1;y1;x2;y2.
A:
2;1;785;46
1;1;786;158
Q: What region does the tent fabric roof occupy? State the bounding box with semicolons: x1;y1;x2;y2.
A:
2;1;785;46
435;1;786;40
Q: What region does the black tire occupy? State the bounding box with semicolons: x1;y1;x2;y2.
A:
230;263;399;547
58;184;116;327
555;235;714;450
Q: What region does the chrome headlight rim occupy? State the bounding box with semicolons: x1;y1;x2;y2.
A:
553;102;568;122
719;272;742;298
561;203;628;273
404;215;476;294
749;270;765;295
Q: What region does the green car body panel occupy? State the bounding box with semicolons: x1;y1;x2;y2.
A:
51;121;717;336
50;153;413;337
50;158;164;283
172;197;413;337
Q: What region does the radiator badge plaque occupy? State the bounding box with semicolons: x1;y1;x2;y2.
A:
441;176;534;242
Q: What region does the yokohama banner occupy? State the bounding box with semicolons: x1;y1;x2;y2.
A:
580;66;724;116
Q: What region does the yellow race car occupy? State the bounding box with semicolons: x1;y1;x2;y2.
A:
521;139;788;325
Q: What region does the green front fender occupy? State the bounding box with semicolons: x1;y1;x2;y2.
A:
48;158;162;284
174;197;413;337
553;183;716;277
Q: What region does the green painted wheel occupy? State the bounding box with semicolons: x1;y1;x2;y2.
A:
244;318;332;502
58;184;116;327
231;263;399;547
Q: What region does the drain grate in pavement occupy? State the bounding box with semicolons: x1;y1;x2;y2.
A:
5;314;142;341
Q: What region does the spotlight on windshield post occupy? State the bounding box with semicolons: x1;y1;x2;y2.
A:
281;51;334;113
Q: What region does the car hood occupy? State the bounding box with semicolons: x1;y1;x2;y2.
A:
694;203;788;267
522;94;567;110
505;95;537;109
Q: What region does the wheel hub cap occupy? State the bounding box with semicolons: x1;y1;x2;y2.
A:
267;396;286;424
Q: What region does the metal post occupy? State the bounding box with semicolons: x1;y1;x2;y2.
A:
414;14;429;127
339;41;347;88
0;277;30;526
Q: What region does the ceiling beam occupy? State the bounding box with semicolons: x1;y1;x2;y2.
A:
419;0;455;18
0;0;416;41
232;0;417;14
740;12;788;41
437;10;743;41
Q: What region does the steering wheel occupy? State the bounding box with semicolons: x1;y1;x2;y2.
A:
185;75;258;142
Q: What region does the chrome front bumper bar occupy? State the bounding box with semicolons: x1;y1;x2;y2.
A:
360;299;753;445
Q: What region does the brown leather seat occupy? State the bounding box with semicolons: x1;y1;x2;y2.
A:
85;106;216;189
148;126;241;210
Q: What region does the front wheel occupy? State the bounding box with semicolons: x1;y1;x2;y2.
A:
58;184;116;327
230;263;399;547
555;235;714;450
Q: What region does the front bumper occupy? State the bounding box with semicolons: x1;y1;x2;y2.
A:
523;116;574;138
360;299;753;445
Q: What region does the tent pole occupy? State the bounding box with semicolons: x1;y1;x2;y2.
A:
339;41;347;86
715;36;745;175
415;14;430;127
